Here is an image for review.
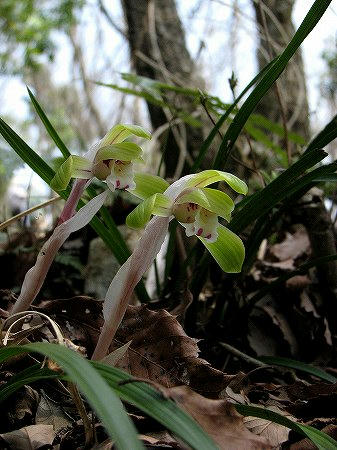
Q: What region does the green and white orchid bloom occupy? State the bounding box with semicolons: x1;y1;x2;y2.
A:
127;169;247;264
92;170;247;360
50;124;151;193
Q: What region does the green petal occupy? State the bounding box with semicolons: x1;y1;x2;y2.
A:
50;155;92;191
130;173;170;200
126;193;172;229
175;187;234;221
187;170;248;194
200;225;245;273
95;142;144;162
100;124;151;146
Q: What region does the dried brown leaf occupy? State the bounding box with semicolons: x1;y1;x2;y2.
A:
0;424;55;450
168;386;271;449
38;299;237;397
243;405;293;448
269;228;310;262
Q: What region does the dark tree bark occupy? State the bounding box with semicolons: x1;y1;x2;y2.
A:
121;0;205;177
252;0;310;142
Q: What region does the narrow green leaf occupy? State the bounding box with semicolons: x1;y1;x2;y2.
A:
235;404;337;450
305;114;337;153
27;87;71;158
213;0;332;169
229;149;327;233
259;356;337;383
0;364;58;401
245;121;287;165
0;345;217;450
192;59;277;171
200;225;245;273
0;343;144;450
250;113;306;145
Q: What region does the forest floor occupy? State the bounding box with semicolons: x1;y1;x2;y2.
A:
0;222;336;449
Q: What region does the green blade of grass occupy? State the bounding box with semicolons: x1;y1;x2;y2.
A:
213;0;332;169
0;344;217;450
93;361;218;450
229;148;327;233
27;87;71;158
0;117;150;301
235;404;337;450
258;356;337;383
192;59;276;171
0;343;144;450
305;114;337;153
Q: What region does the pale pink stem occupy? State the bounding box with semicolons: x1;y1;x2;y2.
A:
11;190;108;315
91;216;170;360
58;178;88;224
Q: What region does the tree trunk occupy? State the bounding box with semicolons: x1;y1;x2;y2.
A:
252;0;310;142
121;0;205;178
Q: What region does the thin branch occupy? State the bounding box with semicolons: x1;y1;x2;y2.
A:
97;0;128;38
219;342;266;367
69;26;106;137
0;196;61;232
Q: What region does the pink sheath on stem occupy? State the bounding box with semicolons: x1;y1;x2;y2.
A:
11;191;108;314
58;178;88;224
92;215;170;360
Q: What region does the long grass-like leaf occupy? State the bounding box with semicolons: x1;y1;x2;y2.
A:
305;114;337;153
235;404;337;450
0;344;217;450
192;60;276;171
258;356;337;383
0;343;144;450
213;0;332;169
27;87;71;158
229;148;327;233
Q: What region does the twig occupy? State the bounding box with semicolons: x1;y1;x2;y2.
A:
68;382;95;448
0;196;61;232
219;342;266;367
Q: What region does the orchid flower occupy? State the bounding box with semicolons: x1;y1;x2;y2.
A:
127;170;248;270
92;170;247;360
11;124;151;315
50;124;151;194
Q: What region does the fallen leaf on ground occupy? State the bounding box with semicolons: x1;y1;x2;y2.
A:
38;298;237;397
168;386;271;449
269;227;310;262
0;424;55;450
243;405;294;447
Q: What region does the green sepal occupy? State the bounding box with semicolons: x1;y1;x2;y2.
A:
187;170;248;195
95;142;144;163
126;193;172;229
50;155;92;191
131;173;170;200
200;225;245;273
100;124;151;147
175;187;234;222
